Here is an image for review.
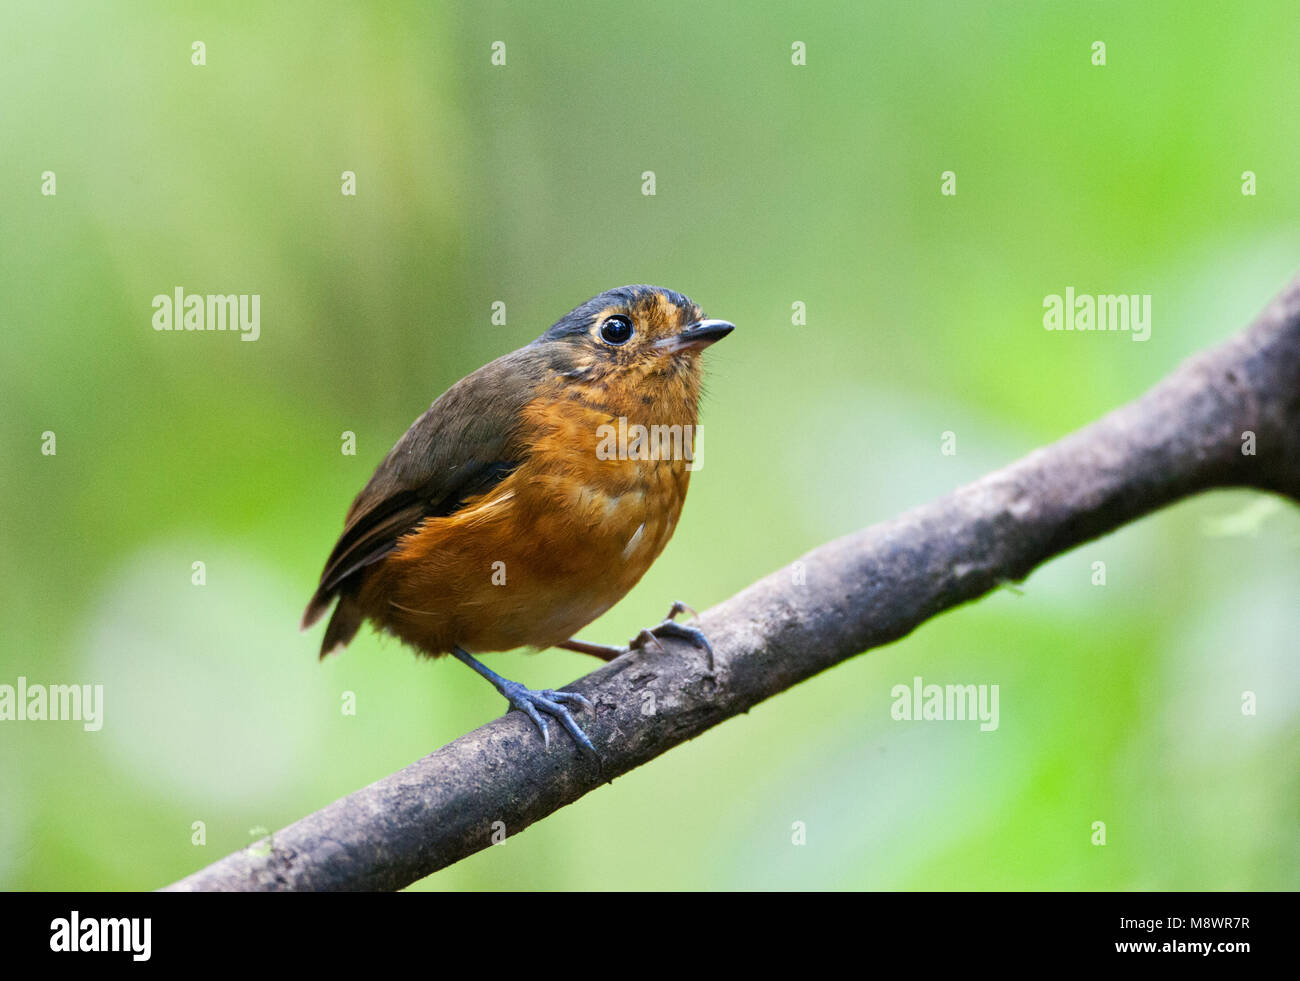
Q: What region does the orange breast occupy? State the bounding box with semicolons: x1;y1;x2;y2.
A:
359;388;695;655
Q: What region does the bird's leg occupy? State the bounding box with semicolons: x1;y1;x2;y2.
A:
556;638;626;661
628;601;714;669
558;602;713;667
451;646;597;758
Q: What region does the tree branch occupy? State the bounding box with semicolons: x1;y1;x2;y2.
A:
166;273;1300;891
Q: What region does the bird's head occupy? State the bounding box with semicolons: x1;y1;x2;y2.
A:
531;286;733;404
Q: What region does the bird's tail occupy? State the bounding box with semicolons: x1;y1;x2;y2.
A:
302;589;364;660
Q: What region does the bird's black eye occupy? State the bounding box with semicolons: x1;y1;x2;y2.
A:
599;315;634;345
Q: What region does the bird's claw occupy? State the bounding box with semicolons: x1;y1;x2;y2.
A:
630;627;666;654
501;681;597;759
665;600;698;620
627;601;714;669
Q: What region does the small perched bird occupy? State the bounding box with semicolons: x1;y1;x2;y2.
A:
302;285;733;756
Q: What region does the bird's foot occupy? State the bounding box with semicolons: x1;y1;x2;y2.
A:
628;601;713;669
500;680;597;759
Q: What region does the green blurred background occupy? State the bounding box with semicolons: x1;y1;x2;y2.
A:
2;0;1298;890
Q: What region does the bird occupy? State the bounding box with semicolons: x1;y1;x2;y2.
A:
301;284;734;757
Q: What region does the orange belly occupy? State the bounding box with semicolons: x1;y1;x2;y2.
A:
359;402;692;655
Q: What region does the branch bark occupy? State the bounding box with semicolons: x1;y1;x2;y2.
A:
166;273;1300;891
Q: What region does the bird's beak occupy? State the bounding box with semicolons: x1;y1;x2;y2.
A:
657;319;735;354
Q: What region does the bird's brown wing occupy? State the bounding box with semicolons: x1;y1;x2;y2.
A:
301;349;548;635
